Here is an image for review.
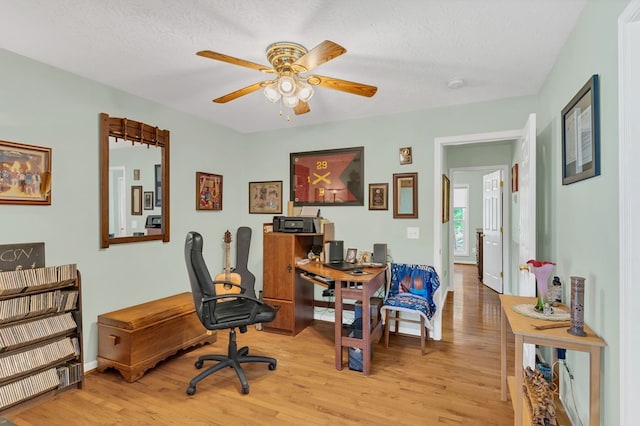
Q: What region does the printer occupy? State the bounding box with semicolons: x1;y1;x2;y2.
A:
273;216;316;233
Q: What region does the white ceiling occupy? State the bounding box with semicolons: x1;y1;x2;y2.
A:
0;0;586;134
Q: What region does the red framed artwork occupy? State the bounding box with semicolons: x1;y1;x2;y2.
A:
290;146;364;206
196;172;222;210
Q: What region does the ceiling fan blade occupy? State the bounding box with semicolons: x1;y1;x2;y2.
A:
307;75;378;97
292;40;346;73
213;81;266;103
197;50;275;74
294;101;310;115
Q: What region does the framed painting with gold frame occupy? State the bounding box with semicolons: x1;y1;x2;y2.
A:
0;139;52;205
442;174;450;223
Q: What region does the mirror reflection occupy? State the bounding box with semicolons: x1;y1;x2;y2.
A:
108;140;161;238
393;172;418;219
100;113;170;248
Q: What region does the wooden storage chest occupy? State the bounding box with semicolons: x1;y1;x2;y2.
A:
96;292;216;382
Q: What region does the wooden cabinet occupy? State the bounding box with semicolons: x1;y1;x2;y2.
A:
0;265;83;413
476;229;483;280
262;226;333;336
262;232;316;335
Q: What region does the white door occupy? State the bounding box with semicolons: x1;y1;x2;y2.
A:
518;113;537;368
482;170;503;293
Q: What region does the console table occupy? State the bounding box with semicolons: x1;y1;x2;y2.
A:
499;295;606;426
297;262;387;375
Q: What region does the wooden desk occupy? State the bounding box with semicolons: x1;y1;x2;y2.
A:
297;262;387;375
500;295;606;426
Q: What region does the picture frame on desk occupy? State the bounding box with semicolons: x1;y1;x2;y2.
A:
0;139;52;206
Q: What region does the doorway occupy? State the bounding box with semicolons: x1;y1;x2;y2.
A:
451;166;509;294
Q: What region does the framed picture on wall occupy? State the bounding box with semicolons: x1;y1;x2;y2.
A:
196;172;223;211
290;146;364;206
143;191;154;210
0;139;52;206
249;181;283;214
368;183;388;210
561;74;600;185
442;174;450;223
131;185;143;215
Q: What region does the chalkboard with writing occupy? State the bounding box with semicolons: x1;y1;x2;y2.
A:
0;242;45;272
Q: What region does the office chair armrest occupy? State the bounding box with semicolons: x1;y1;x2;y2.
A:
210;279;247;295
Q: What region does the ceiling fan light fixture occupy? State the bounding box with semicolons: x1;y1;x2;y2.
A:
277;76;296;96
263;82;281;103
282;95;299;108
296;80;314;102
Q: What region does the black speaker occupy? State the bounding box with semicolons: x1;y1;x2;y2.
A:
328;240;344;262
372;243;387;264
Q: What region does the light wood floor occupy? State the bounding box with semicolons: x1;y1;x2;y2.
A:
6;264;515;425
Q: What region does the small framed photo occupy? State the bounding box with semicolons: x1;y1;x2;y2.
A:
131;185;143;215
399;147;412;165
0;139;52;205
133;169;140;180
143;191;154;210
249;181;283;214
263;222;273;233
196;172;222;211
511;163;519;192
368;183;388;210
561;74;600;185
346;248;357;263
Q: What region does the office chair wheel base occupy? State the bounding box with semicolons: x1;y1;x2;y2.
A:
186;386;196;396
194;360;204;369
268;361;277;370
242;386;250;395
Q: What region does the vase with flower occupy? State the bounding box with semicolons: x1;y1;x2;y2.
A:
527;259;556;313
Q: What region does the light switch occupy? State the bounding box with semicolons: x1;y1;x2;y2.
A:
407;227;420;239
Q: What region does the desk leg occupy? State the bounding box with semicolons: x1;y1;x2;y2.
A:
589;347;601;426
501;305;507;401
335;283;343;371
362;292;371;376
514;335;523;426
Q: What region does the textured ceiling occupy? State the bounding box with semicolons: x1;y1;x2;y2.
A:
0;0;586;133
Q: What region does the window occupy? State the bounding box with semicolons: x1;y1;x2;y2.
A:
453;185;469;257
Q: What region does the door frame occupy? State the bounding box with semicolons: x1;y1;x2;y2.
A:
618;1;640;423
450;165;510;293
433;129;522;303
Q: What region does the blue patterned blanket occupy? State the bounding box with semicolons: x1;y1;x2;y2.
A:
380;263;440;326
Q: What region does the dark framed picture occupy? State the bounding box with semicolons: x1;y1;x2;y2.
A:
290;146;364;206
143;191;154;210
561;74;600;185
511;163;519;192
0;139;52;205
393;172;418;219
131;185;143;215
154;164;162;207
442;174;450;223
368;183;388;210
249;180;282;214
196;172;222;211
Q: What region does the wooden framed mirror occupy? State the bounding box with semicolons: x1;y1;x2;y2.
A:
100;113;170;248
393;172;418;219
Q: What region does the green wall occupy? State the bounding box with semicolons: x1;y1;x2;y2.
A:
0;1;627;421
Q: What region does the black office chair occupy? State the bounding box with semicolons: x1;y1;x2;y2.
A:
184;231;277;395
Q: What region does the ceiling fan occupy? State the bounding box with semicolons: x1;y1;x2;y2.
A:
196;40;377;115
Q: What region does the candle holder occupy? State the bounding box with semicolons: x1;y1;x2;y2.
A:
567;276;587;337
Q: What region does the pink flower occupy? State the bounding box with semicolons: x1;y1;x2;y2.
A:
527;259;556;298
